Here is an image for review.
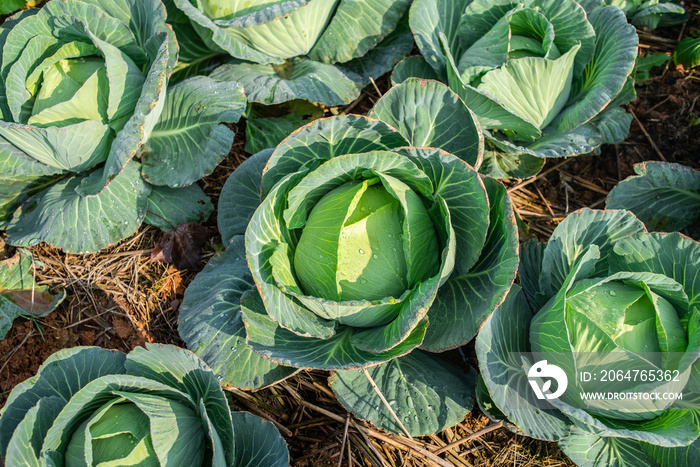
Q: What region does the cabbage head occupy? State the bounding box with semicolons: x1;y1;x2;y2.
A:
0;344;289;466
163;0;414;107
398;0;639;178
477;208;700;466
178;79;519;437
0;0;246;253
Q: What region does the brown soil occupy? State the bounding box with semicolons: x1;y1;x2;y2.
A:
1;2;699;465
0;307;147;402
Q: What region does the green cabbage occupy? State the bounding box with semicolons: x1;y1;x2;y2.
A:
0;344;289;466
179;79;519;437
477;208;700;466
401;0;640;177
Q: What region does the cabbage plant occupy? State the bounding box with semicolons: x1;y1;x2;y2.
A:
0;0;246;253
179;79;519;436
602;0;688;29
397;0;638;178
164;0;413;107
477;208;700;466
0;344;289;466
607;161;700;238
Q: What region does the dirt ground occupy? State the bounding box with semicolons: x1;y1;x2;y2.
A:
1;3;699;466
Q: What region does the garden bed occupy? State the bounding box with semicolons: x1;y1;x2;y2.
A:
1;2;699;465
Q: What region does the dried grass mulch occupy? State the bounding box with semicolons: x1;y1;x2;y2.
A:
1;4;699;465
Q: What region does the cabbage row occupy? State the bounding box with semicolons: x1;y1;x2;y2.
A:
1;1;697;466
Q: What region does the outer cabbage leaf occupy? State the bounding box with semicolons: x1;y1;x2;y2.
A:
0;249;65;340
409;0;469;72
331;350;476;436
0;137;64;225
309;0;410;64
338;17;415;83
479;145;545;179
391;55;440;85
554;6;637;133
369;78;483;167
4;160;151;254
141;76;246;187
143;184;214;232
209;58;364;106
261;115;408;195
419;176;518;351
559;428;657;467
476;286;571;441
231;412;290;467
207;0;338;60
606;162;700;236
178;238;297;389
1;0;244;253
218;149;272;245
